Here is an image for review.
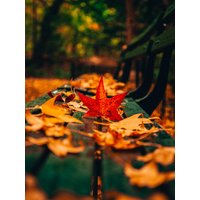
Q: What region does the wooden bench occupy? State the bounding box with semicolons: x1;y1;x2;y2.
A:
115;2;175;115
25;3;175;200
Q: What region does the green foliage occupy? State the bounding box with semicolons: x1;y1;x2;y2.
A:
26;0;126;60
26;0;171;57
53;67;71;79
26;0;172;77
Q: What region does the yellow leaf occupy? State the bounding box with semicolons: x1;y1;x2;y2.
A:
41;95;82;124
93;130;137;149
45;125;71;137
26;137;49;146
26;136;85;157
43;116;64;126
137;147;175;166
124;162;175;188
25;111;44;132
110;113;152;131
109;113;159;136
47;138;84;157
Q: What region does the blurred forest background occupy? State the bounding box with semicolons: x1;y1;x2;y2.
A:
26;0;174;78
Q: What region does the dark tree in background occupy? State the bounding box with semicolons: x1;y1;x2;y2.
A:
33;0;65;67
25;0;173;74
125;0;136;43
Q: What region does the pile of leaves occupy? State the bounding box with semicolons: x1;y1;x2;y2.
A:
26;75;175;190
25;78;67;102
124;147;175;188
26;91;86;157
69;73;133;96
25;74;175;134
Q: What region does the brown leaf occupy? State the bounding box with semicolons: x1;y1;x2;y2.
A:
148;192;169;200
47;138;85;157
70;73;128;96
73;128;146;150
93;130;116;146
104;190;141;200
25;111;44;132
45;125;71;137
93;130;138;149
109;113;158;136
25;174;48;200
124;162;175;188
67;101;88;113
26;136;84;157
137;147;175;166
52;191;92;200
26;137;49;146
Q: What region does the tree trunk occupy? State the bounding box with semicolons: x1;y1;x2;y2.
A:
125;0;136;44
32;0;37;56
32;0;65;67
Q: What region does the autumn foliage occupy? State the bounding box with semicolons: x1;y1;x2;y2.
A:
26;73;175;200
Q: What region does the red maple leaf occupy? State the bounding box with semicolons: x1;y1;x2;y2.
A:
77;76;127;121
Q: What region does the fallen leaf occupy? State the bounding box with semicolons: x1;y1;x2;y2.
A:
45;125;71;137
78;76;127;121
137;147;175;166
52;191;93;200
66;101;88;113
64;93;76;103
148;192;169;200
76;129;138;150
47;138;85;157
43;116;64;126
69;73;129;96
26;137;49;146
26;174;48;200
104;190;141;200
41;95;82;124
26;136;84;157
109;113;160;137
93;130;117;146
25;111;44;132
124;162;175;188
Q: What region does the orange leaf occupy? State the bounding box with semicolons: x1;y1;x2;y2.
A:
93;130;138;149
45;125;71;137
26;136;84;157
47;138;84;157
25;111;44;132
43;116;64;126
137;147;175;166
26;137;49;146
124;162;175;188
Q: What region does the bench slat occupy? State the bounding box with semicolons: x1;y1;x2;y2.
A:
120;27;174;62
122;2;174;54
